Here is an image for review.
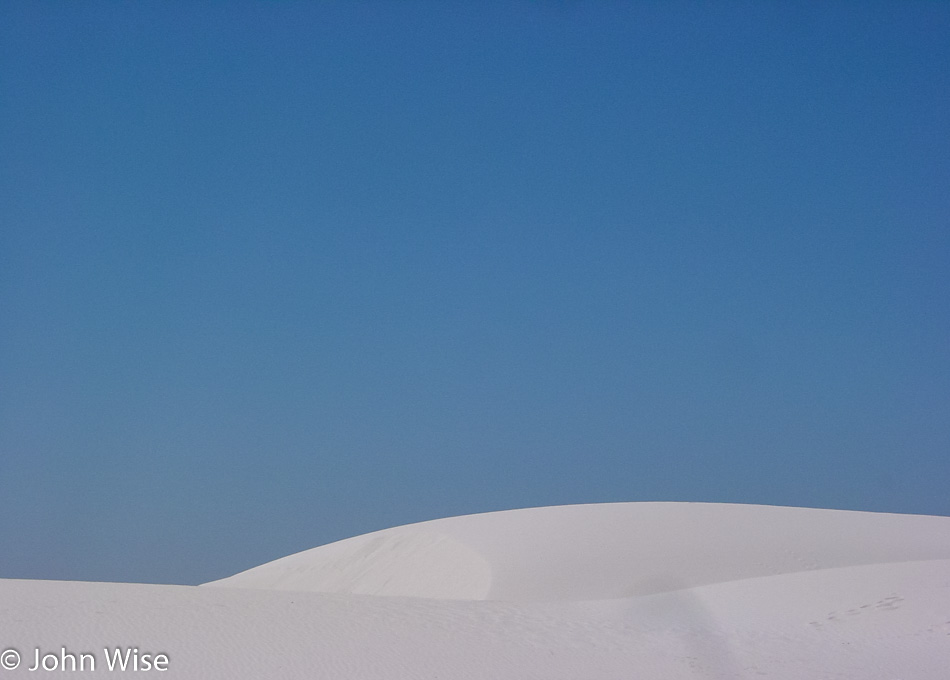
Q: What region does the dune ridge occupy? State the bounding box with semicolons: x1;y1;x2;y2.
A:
204;502;950;601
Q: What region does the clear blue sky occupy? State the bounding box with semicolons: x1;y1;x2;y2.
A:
1;2;948;586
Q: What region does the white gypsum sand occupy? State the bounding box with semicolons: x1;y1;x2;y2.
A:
2;503;949;678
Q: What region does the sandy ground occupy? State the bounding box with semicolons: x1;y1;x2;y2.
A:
2;502;948;678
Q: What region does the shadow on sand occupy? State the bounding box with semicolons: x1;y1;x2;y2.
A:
625;576;746;679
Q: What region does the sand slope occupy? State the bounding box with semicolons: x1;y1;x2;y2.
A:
205;502;950;600
2;503;948;678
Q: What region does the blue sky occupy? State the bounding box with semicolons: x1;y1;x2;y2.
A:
1;2;948;586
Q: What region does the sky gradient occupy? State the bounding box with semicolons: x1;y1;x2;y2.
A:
2;2;948;586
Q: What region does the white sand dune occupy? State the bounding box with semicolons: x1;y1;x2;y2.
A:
204;502;950;600
2;503;949;678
